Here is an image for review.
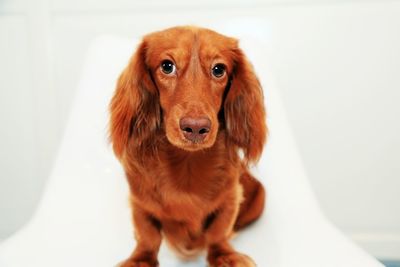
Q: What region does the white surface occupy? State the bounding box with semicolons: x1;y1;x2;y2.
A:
1;1;400;258
0;16;37;236
0;36;383;267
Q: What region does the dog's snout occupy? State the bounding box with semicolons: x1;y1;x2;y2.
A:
179;117;211;142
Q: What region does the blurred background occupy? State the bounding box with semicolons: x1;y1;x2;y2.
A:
0;0;399;262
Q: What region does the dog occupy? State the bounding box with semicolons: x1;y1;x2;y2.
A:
109;26;267;267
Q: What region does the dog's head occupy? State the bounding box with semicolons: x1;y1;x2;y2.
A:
110;26;267;163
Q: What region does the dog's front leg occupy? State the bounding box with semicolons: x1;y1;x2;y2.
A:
119;204;161;267
205;191;256;267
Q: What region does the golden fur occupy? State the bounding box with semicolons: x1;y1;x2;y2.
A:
109;26;267;267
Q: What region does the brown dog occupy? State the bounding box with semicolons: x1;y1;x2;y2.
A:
109;26;267;267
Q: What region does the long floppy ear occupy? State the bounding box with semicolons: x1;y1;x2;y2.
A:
109;40;161;159
224;48;267;164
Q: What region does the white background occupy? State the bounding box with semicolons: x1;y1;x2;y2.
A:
0;0;399;260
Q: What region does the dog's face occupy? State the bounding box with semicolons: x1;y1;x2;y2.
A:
110;26;267;162
145;27;236;151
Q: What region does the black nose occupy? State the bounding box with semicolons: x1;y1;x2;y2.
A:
179;117;211;143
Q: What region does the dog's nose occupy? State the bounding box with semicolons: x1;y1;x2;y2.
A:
179;117;211;142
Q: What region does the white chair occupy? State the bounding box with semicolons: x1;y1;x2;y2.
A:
0;36;383;267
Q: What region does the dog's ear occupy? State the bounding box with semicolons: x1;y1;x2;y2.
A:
224;47;267;164
109;40;161;159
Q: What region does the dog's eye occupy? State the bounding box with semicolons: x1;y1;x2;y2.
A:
212;64;226;78
161;60;176;75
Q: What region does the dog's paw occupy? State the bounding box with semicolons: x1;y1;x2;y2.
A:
209;253;256;267
117;258;159;267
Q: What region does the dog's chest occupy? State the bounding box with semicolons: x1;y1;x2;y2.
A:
134;152;237;221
